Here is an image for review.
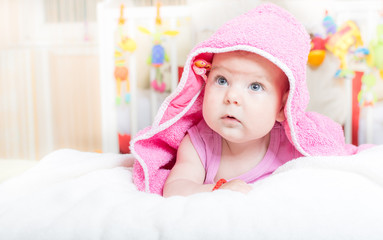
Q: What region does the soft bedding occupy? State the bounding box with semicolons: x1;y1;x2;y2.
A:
1;146;383;239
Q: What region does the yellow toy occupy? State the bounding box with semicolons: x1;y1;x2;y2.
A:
325;20;363;69
114;4;137;105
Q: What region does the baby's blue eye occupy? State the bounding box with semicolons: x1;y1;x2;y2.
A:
216;76;228;85
250;83;263;91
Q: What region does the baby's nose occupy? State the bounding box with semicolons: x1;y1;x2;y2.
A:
224;87;241;105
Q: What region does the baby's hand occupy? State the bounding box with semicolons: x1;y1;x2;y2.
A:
219;179;252;194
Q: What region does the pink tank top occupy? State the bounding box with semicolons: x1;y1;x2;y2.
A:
188;119;302;184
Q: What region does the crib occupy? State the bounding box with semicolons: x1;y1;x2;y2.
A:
1;1;383;239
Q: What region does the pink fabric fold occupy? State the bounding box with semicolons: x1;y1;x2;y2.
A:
131;3;370;195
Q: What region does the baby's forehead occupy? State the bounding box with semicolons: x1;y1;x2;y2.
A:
210;51;289;91
212;51;286;76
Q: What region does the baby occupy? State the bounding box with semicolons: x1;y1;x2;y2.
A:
131;3;369;196
163;51;300;196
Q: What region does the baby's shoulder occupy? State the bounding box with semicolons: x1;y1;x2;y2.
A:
187;119;221;157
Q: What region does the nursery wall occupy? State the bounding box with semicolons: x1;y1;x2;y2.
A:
0;0;102;160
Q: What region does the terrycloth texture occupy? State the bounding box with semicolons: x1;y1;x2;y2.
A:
1;147;383;239
188;120;302;184
131;3;369;194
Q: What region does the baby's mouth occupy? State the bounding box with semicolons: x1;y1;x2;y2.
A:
222;115;240;122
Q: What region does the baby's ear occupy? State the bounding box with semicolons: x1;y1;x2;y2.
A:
276;90;289;122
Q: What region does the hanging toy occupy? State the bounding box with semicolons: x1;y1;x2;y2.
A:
114;4;137;105
325;20;363;70
308;34;327;67
138;1;179;93
307;11;336;68
307;10;337;68
322;10;337;36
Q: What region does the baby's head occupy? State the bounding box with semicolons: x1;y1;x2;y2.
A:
202;51;289;143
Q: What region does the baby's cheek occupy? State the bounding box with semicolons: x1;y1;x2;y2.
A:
202;98;212;122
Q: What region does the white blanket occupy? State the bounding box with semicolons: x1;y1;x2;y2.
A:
1;146;383;240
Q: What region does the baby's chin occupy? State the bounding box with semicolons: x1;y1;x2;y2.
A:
220;130;271;145
219;132;249;144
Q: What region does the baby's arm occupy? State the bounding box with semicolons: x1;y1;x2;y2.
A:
163;134;253;197
163;134;214;197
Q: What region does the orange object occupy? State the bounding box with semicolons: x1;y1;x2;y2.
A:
114;66;129;101
114;66;128;81
308;50;326;67
212;179;227;191
308;36;326;67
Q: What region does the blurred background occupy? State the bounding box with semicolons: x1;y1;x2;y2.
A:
1;0;383;181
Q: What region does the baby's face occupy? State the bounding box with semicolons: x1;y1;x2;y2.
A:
202;51;288;143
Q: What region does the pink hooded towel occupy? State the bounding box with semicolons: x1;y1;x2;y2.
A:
131;3;366;195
